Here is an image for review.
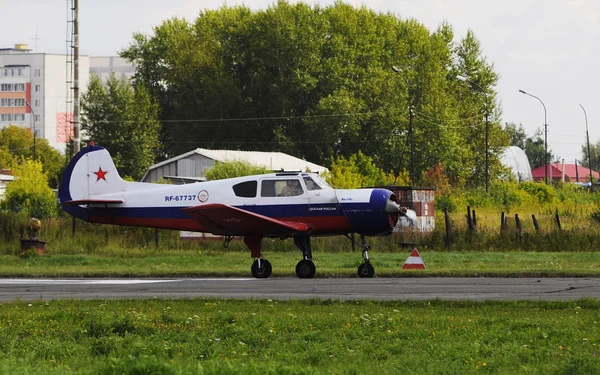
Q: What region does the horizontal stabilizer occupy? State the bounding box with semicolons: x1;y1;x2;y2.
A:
62;199;124;206
182;203;309;236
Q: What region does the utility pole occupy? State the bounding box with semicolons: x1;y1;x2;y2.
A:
519;90;548;184
25;101;36;160
409;105;415;186
72;0;80;155
391;66;416;186
580;104;593;185
458;75;489;191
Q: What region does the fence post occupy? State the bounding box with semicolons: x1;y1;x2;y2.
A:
467;206;473;231
444;208;452;248
515;214;522;241
532;214;540;232
555;208;562;230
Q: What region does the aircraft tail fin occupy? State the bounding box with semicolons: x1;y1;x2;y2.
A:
59;145;127;208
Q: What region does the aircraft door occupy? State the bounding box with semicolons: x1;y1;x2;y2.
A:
257;177;309;219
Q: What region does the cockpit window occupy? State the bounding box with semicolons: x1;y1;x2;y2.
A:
303;176;322;191
232;181;257;198
261;179;304;197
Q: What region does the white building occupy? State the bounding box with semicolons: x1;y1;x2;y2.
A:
90;56;136;84
0;44;90;152
142;149;329;183
501;146;533;182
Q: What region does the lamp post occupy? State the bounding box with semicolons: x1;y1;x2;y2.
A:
457;75;489;192
25;100;36;161
391;66;415;186
580;104;593;185
519;90;548;184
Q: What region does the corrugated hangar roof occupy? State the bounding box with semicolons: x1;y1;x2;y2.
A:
147;148;328;175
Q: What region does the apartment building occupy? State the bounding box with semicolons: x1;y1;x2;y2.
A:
90;56;136;84
0;44;90;152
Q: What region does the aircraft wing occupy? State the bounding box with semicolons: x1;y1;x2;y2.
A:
61;199;124;206
182;203;310;236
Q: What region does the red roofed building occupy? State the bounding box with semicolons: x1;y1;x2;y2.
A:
531;163;600;183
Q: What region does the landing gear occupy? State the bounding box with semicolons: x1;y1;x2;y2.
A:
296;259;316;278
245;236;272;279
294;236;316;278
251;258;272;278
357;234;375;278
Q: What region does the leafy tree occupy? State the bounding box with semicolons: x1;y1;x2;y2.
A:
121;2;505;187
580;139;600;171
205;161;269;180
0;126;64;188
423;164;450;197
80;74;161;180
325;151;391;188
3;159;58;218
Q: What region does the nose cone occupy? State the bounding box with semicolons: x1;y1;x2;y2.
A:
384;198;402;213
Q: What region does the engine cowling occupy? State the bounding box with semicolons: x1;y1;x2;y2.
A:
335;188;402;236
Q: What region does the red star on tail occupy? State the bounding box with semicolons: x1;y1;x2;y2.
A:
93;167;108;181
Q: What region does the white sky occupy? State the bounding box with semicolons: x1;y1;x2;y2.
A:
2;0;598;163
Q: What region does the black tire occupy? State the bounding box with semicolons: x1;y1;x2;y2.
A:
295;259;316;279
251;259;272;278
357;262;375;278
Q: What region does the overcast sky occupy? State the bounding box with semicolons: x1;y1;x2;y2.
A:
2;0;598;164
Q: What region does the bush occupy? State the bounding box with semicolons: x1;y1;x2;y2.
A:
4;159;58;218
519;181;556;205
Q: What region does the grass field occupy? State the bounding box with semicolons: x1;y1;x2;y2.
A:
1;298;599;374
4;250;600;278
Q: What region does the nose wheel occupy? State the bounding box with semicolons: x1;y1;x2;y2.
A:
294;236;316;278
251;258;272;278
357;235;375;278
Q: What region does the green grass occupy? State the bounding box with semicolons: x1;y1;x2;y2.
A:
3;250;600;277
1;298;599;374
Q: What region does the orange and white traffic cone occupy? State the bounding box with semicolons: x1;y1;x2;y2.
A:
402;248;426;269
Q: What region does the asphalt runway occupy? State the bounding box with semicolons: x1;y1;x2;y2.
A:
1;277;600;302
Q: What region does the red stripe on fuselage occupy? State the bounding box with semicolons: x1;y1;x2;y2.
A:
87;215;353;234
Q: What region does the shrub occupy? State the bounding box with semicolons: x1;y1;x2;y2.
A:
519;181;556;205
3;159;58;218
205;160;269;180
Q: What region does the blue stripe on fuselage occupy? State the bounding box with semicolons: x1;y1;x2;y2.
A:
87;202;344;220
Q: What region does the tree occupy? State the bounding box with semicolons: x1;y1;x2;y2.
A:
120;2;504;186
205;161;269;180
0;126;64;188
580;140;599;170
80;74;161;180
3;159;58;218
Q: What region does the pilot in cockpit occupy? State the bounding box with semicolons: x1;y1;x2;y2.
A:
280;180;302;196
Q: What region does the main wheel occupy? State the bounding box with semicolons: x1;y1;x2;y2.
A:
357;262;375;278
251;259;272;278
295;259;316;279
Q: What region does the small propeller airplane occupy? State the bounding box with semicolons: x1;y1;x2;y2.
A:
59;144;417;279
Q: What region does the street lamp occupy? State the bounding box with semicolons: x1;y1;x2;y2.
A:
519;90;548;184
391;66;415;186
580;104;593;185
25;100;36;161
457;75;490;192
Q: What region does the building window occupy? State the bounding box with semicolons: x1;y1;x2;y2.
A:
35;115;40;121
35;84;40;92
0;114;25;122
35;99;40;107
34;69;41;77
